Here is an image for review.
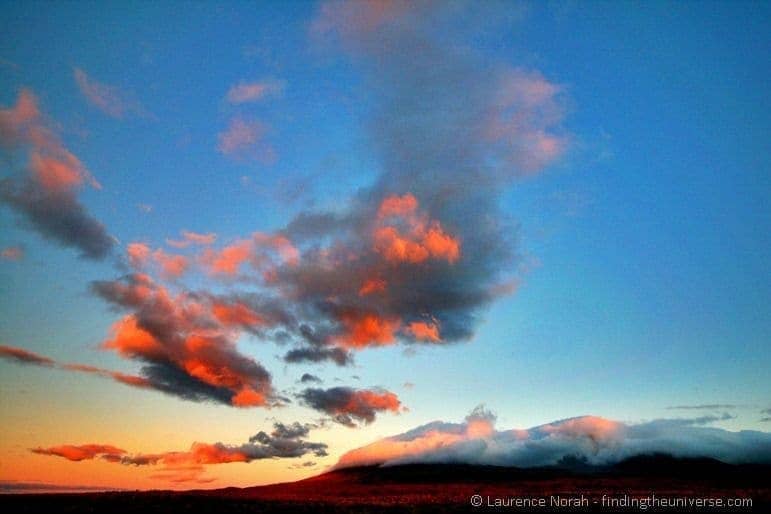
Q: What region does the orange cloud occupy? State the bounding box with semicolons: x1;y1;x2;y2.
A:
31;423;328;483
31;444;126;462
126;242;151;268
127;243;188;278
0;89;97;193
405;320;441;342
0;343;158;393
61;363;153;389
337;311;401;348
377;192;418;219
201;239;253;275
200;232;299;277
359;277;387;296
29;152;85;191
151;249;188;278
93;274;276;407
373;194;461;265
0;344;56;366
212;301;265;328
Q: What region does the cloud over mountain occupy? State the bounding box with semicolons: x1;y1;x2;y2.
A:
336;406;771;469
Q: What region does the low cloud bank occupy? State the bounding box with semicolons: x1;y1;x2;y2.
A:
336;406;771;469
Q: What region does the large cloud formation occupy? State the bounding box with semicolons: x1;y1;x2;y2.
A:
142;1;568;370
6;0;568;417
31;422;328;483
0;90;113;259
336;406;771;469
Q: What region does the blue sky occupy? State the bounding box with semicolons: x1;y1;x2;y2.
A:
0;0;769;489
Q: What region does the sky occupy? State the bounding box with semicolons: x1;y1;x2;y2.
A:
0;0;770;492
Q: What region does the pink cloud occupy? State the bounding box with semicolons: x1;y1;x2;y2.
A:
1;246;24;261
485;69;568;174
126;242;188;279
126;242;151;269
166;230;217;248
226;80;283;104
216;118;275;163
0;89;98;193
73;68;149;119
151;249;189;279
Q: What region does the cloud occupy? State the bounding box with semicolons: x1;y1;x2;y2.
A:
198;232;298;277
285;347;352;366
0;246;23;261
0;90;113;259
31;422;327;483
166;230;217;248
90;273;278;407
300;373;323;384
73;68;150;119
217;118;275;163
0;482;123;493
0;344;155;391
336;406;771;469
298;386;403;427
667;404;738;410
159;1;566;366
31;444;126;462
0;345;56;367
226;80;283;104
125;242;188;279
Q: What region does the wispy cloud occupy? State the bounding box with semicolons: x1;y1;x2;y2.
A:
0;345;56;367
226;79;283;104
166;230;217;248
73;68;151;119
666;404;738;410
0;246;24;261
0;344;151;390
216;117;275;163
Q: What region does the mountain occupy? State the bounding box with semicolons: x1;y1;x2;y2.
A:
2;455;770;513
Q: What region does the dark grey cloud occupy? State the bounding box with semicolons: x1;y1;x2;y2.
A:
285;347;351;366
247;422;328;458
666;404;738;410
297;386;402;427
1;178;113;259
300;373;323;384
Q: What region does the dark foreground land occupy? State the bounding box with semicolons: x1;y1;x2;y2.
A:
3;456;770;513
